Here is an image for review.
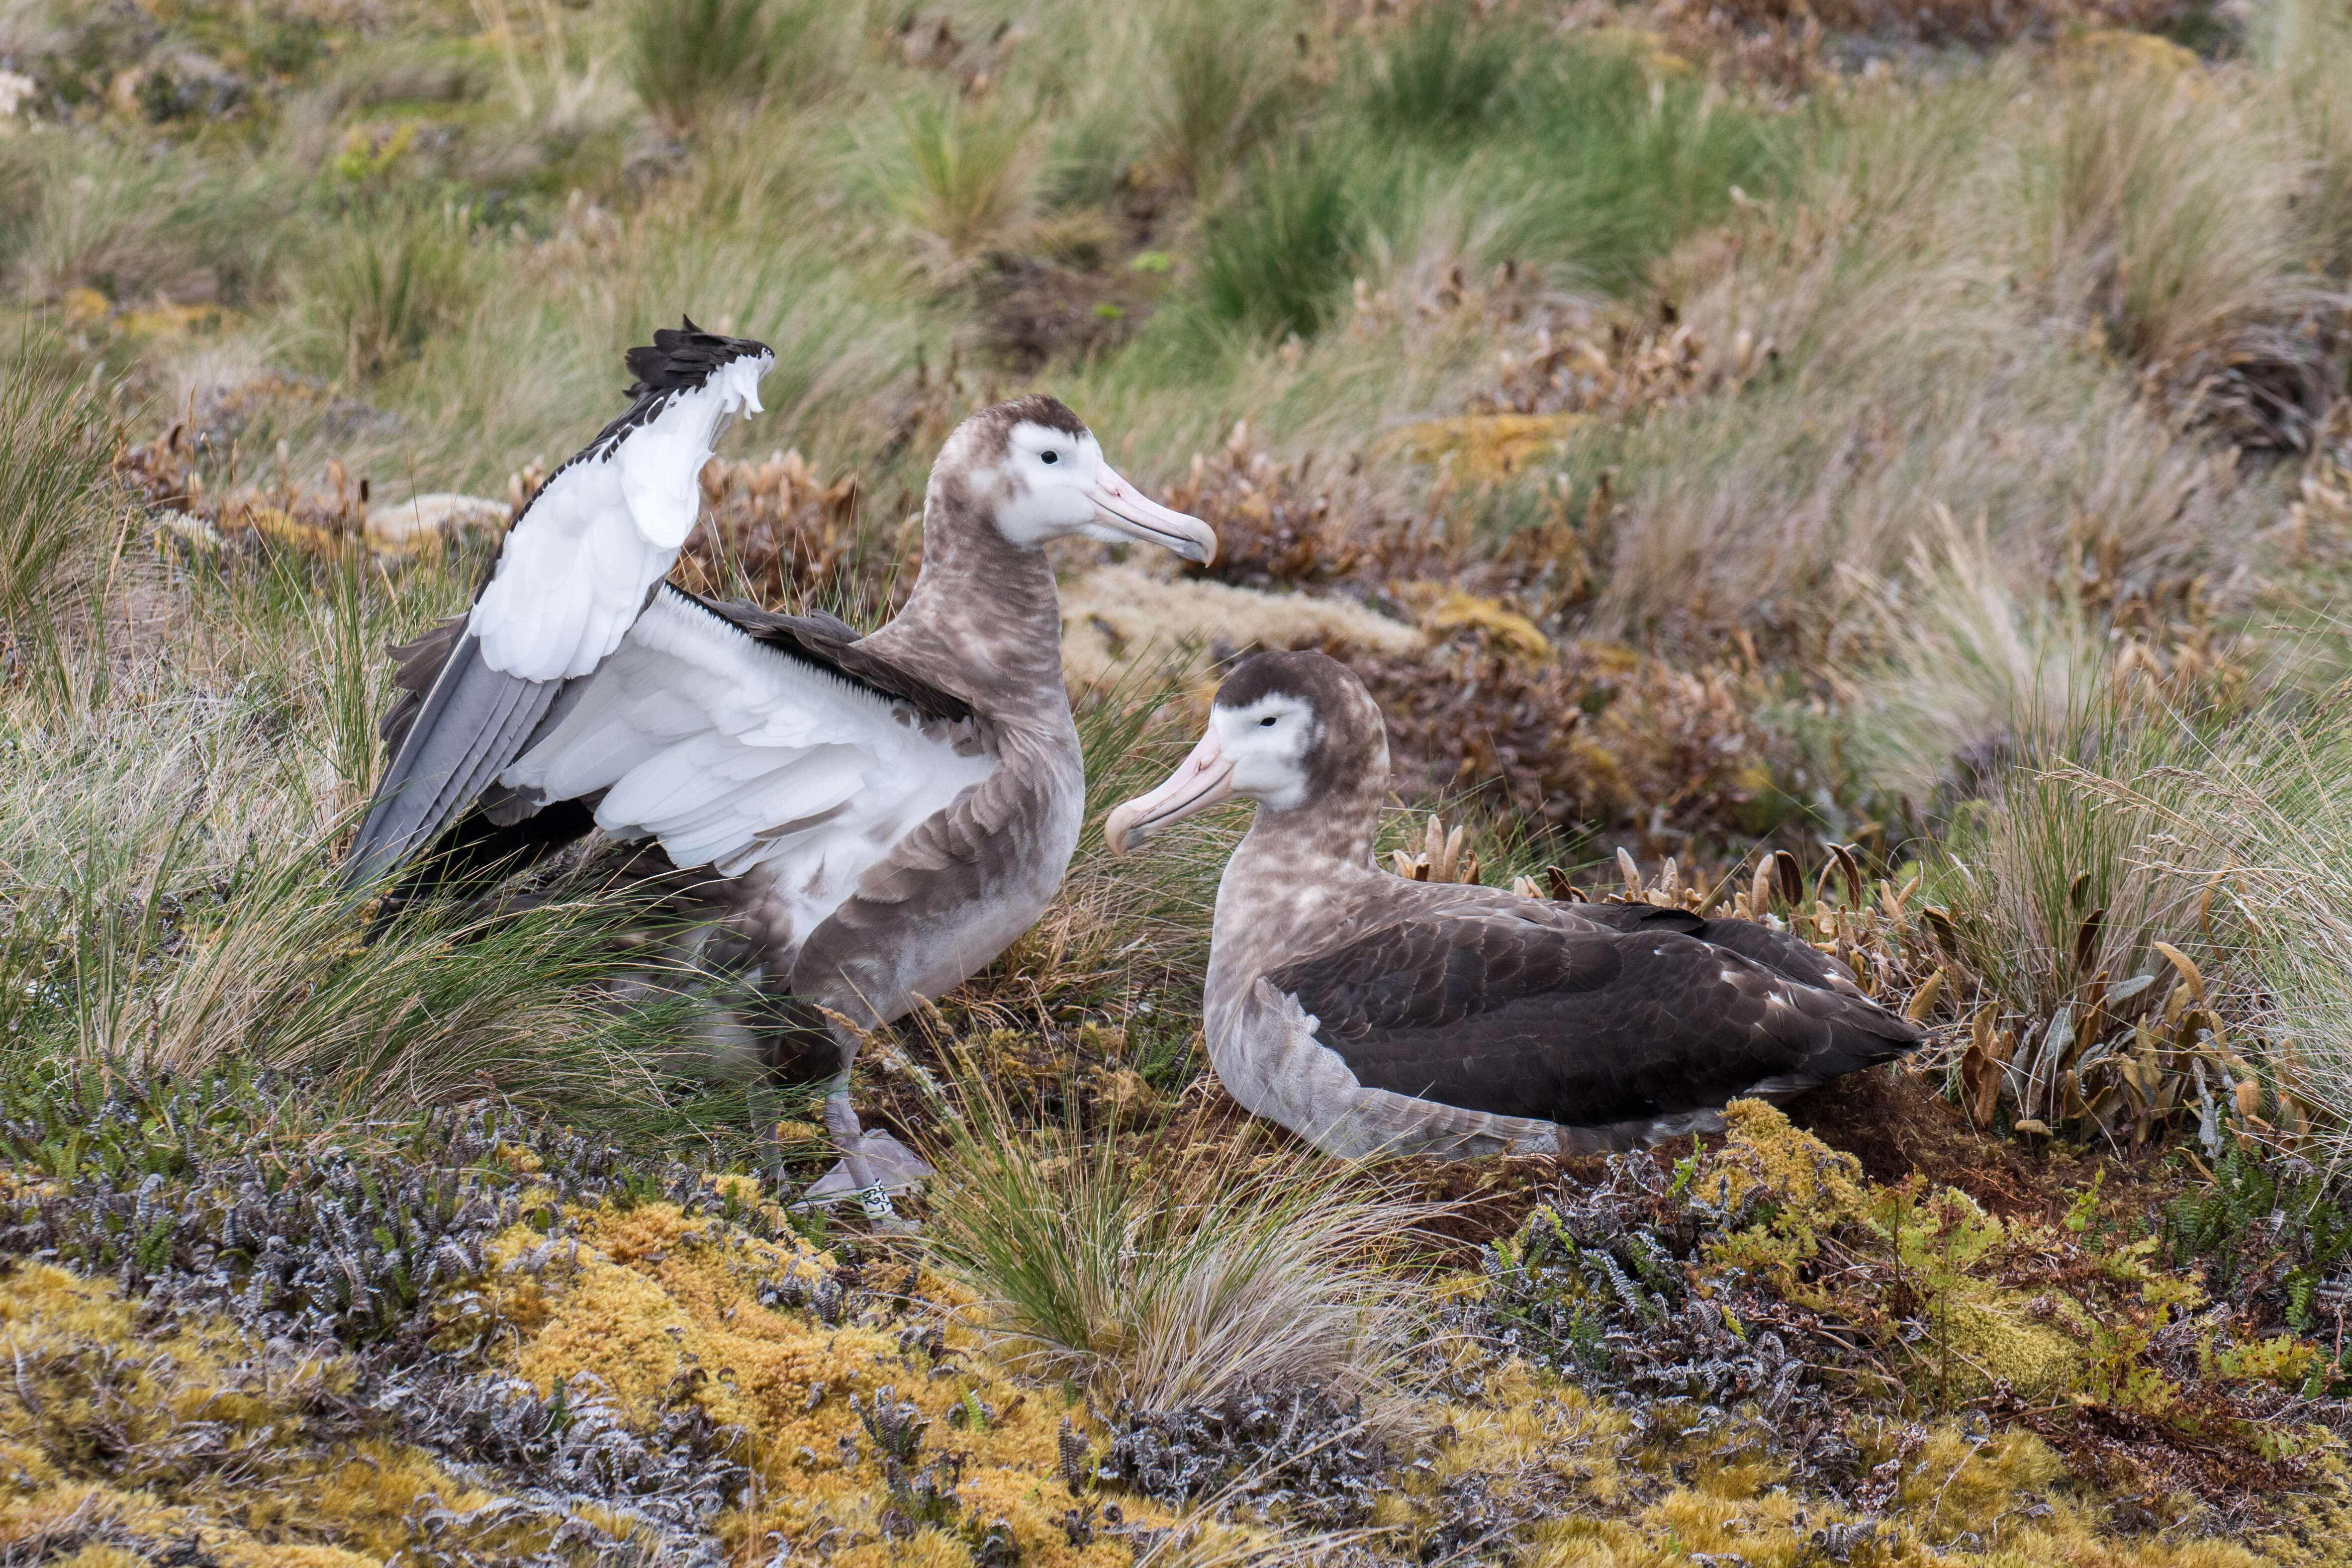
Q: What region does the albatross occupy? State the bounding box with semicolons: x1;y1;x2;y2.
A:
347;321;1218;1212
1104;650;1922;1157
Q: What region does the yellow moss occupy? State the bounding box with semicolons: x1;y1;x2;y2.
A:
52;1549;143;1568
482;1202;1181;1568
1936;1291;2087;1397
1708;1098;1872;1215
61;287;109;328
0;1263;521;1565
114;300;230;340
216;1547;380;1568
2061;27;2203;82
1403;585;1553;659
1385;413;1584;483
8;1138;2344;1567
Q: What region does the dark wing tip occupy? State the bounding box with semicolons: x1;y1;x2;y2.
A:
619;318;774;400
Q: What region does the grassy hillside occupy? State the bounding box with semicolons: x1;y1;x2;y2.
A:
4;0;2352;1563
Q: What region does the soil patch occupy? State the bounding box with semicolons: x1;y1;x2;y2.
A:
1786;1067;2185;1223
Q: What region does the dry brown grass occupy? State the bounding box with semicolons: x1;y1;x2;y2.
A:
916;1058;1442;1409
1576;63;2281;670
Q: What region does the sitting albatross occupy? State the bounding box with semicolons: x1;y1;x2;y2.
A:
1104;650;1922;1157
346;321;1218;1210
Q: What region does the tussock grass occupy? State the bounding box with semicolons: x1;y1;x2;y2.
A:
1577;65;2274;666
870;95;1038;259
0;628;697;1123
1137;0;1300;199
917;1062;1434;1408
1196;148;1358;345
1831;510;2108;805
2066;691;2352;1156
1929;705;2207;1028
302;202;479;379
0;129;280;307
0;345;117;674
626;0;788;134
2020;64;2333;446
1358;0;1520;144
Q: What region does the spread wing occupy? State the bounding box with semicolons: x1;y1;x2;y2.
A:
1265;906;1922;1132
344;333;770;889
498;585;997;953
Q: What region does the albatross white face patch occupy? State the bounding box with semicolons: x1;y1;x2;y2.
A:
989;422;1109;547
1214;692;1317;812
987;420;1219;561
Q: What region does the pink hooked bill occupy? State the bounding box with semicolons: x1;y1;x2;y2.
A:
1087;461;1218;564
1105;722;1236;854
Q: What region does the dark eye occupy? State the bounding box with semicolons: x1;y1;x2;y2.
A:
1041;450;1058;465
1259;716;1277;727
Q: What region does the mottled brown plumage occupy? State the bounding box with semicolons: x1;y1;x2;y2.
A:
362;387;1215;1209
1110;650;1923;1157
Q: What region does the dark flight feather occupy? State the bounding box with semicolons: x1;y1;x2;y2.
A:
1565;901;1870;998
532;318;774;504
1267;908;1922;1135
676;589;976;723
344;630;560;889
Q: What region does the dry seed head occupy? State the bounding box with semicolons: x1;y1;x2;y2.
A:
1905;969;1945;1023
2152;941;2205;1004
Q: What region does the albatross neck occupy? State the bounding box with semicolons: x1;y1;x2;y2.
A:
1215;768;1391;958
863;475;1069;716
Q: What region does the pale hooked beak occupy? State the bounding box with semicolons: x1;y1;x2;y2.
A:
1087;461;1218;564
1105;723;1236;854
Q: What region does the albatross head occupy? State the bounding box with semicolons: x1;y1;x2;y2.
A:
942;394;1218;563
1105;649;1387;855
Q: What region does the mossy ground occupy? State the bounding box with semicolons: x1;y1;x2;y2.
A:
2;1079;2345;1567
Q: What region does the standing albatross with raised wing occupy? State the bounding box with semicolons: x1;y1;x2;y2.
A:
1104;650;1921;1158
349;323;1218;1212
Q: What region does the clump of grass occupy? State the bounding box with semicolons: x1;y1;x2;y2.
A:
3;797;687;1116
1930;712;2204;1026
917;1064;1432;1409
1909;695;2247;1144
0;342;117;680
1196;147;1357;344
1505;38;1775;290
1576;66;2262;662
304;203;478;378
1832;509;2106;806
2070;690;2352;1158
1140;0;1298;198
870;96;1037;258
1358;0;1519;143
2260;0;2352;278
2019;64;2330;448
625;0;816;135
0;128;282;306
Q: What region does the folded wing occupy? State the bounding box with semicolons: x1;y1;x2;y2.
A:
1266;903;1922;1134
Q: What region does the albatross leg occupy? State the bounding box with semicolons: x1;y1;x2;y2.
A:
759;999;934;1224
790;1081;934;1229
